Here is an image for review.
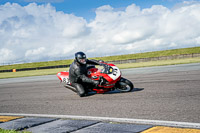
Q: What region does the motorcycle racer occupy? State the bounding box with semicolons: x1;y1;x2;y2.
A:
57;53;134;96
69;51;101;97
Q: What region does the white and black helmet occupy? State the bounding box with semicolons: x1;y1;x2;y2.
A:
75;51;87;65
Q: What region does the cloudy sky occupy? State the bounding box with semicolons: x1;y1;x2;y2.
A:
0;0;200;64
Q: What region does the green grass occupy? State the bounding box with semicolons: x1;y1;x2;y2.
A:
116;57;200;69
0;47;200;71
0;60;73;71
0;68;68;79
0;129;30;133
93;46;200;61
1;57;200;79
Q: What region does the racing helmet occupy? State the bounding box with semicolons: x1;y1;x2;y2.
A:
75;51;87;65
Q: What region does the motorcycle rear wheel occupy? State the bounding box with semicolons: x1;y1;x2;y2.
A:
115;77;134;92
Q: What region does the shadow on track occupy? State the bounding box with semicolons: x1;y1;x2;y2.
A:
104;88;144;94
85;88;144;97
133;88;144;92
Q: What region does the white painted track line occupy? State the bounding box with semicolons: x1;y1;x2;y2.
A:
0;113;200;129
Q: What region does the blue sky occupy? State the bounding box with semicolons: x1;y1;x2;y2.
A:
0;0;200;64
0;0;188;21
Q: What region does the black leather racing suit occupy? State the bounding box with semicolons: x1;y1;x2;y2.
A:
69;59;100;96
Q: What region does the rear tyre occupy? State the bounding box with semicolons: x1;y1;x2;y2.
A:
115;77;134;92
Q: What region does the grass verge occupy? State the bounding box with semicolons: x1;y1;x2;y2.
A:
116;57;200;69
0;68;68;79
0;57;200;79
0;129;30;133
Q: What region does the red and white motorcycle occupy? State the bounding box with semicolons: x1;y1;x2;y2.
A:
57;62;134;94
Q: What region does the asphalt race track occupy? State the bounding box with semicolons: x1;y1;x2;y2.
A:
0;63;200;124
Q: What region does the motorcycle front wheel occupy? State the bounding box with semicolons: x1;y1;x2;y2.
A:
115;77;134;92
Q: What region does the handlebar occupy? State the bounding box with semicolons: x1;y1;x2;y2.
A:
100;63;113;74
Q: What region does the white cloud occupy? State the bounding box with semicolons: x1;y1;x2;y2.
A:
25;47;46;61
24;0;64;3
0;48;15;62
0;1;200;64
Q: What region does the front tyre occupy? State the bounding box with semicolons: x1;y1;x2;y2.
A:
115;77;134;92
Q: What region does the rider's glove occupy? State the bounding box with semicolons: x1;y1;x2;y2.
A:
92;80;99;87
100;63;105;66
100;63;108;68
98;60;104;63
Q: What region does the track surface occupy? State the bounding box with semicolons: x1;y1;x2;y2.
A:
0;63;200;123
